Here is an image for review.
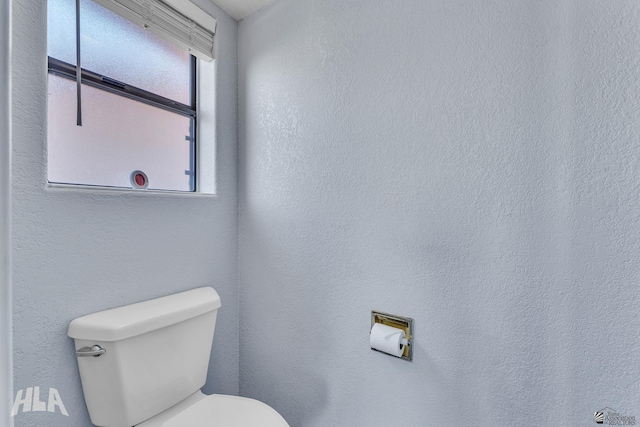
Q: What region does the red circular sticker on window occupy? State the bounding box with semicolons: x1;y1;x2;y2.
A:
134;173;146;187
129;170;149;189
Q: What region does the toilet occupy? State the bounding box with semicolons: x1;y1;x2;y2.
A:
67;287;289;427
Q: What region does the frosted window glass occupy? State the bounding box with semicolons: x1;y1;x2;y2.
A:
48;0;191;104
48;74;193;191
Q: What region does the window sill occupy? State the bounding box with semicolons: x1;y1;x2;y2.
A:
46;182;218;198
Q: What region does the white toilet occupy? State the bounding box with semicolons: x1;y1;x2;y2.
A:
67;287;289;427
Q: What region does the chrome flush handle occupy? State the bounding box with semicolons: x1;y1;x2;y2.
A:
76;345;106;357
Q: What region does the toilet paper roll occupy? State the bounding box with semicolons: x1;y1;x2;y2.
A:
370;323;407;357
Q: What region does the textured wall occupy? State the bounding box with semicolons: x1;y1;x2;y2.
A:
1;0;13;424
11;1;238;426
238;1;640;426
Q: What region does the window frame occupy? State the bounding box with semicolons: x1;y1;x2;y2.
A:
47;56;197;119
46;11;200;192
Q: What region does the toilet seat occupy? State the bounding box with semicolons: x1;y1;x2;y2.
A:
165;395;288;427
138;393;289;427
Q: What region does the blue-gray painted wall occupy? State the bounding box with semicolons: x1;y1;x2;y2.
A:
1;0;13;424
238;1;640;425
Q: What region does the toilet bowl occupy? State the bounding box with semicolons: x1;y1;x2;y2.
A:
68;287;289;427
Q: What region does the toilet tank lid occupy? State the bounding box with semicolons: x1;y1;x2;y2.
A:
68;287;221;341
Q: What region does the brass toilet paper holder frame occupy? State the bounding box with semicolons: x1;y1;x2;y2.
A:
371;310;413;361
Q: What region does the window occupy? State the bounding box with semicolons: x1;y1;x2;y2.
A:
47;0;216;192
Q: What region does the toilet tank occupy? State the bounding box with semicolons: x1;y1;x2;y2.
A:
68;287;221;427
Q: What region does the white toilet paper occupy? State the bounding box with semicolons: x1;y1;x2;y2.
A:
370;323;407;357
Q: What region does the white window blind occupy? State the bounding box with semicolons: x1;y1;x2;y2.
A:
91;0;216;61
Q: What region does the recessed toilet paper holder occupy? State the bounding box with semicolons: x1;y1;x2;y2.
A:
370;310;413;361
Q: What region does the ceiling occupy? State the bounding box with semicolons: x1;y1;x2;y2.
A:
211;0;275;20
